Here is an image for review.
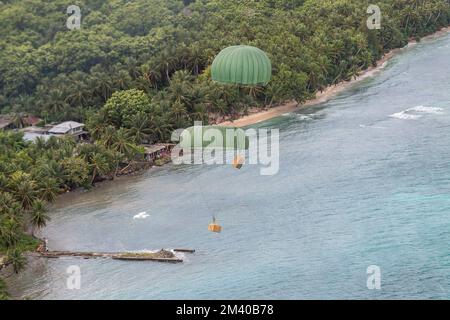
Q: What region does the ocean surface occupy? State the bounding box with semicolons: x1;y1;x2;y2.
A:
9;33;450;299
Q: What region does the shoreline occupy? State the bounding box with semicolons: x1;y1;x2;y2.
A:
218;26;450;128
23;25;450;221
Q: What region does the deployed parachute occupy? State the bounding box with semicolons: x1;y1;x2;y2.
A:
178;125;249;150
211;45;272;86
202;46;271;233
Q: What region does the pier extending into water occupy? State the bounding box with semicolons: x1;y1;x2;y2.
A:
37;249;195;264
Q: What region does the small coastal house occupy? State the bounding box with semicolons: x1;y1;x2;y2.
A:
0;114;42;131
142;144;175;162
48;121;87;141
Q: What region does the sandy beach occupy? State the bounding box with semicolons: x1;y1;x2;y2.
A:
219;26;450;128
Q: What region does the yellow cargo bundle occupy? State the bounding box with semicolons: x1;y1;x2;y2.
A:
208;217;222;233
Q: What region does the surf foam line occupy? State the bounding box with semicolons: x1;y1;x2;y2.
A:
389;105;444;120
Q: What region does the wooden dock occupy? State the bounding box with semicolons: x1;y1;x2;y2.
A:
38;249;194;264
111;255;182;263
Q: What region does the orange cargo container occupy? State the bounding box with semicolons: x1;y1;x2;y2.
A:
208;223;222;233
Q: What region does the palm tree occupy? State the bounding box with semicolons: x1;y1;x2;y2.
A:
192;104;208;122
169;101;189;127
89;153;111;185
168;81;192;105
44;90;70;115
127;112;152;144
187;43;204;75
110;151;125;179
85;112;107;141
112;70;132;91
0;215;21;249
170;70;194;84
97;125;117;148
9;113;25;129
30;200;50;237
149;114;173;142
35;160;65;187
141;62;162;89
45;136;60;149
4;203;23;226
6;249;26;274
243;85;264;99
90;66;114;101
66;72;91;106
34;136;47;150
10;179;37;211
124;57;141;79
157;48;178;83
0;192;16;211
76;143;103;163
38;178;60;203
112;129;139;159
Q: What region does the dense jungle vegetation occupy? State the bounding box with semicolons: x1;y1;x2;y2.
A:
1;0;450;298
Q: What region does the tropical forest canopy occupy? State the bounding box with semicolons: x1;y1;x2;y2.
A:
1;0;450;130
1;0;450;299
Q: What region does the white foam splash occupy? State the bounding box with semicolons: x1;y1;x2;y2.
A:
296;114;312;120
389;112;422;120
283;112;312;120
359;124;387;129
407;106;444;114
133;212;149;220
390;105;444;120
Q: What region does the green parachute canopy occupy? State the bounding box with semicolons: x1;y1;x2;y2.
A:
179;125;249;150
211;45;272;86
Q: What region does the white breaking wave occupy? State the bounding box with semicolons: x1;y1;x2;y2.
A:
133;212;149;220
359;124;387;129
390;111;422;120
407;106;444;114
389;105;444;120
282;113;313;121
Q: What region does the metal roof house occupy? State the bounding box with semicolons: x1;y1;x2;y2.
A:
48;121;87;141
21;126;50;142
